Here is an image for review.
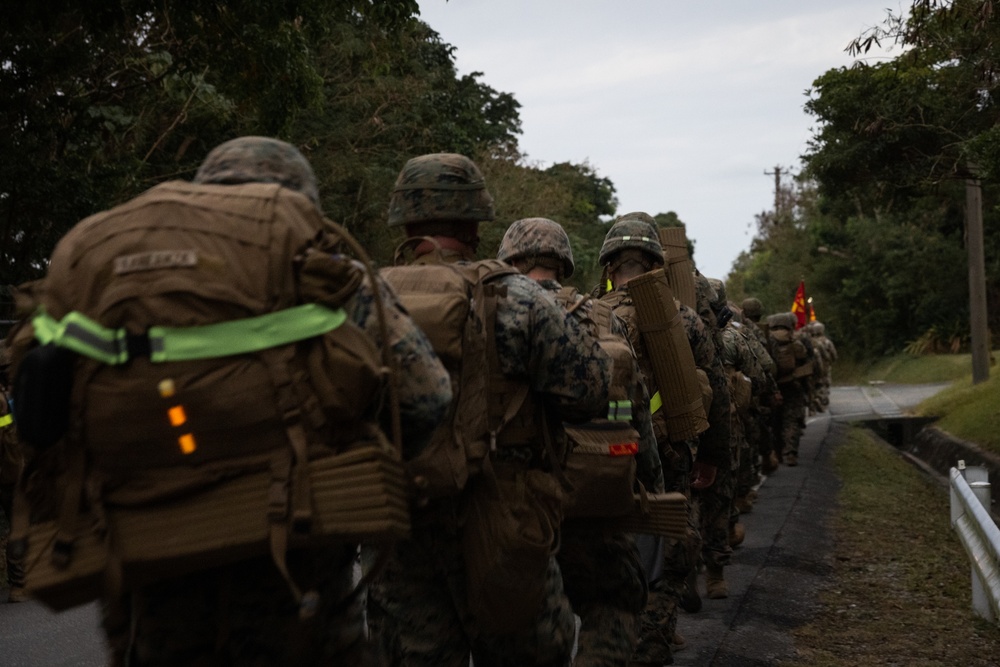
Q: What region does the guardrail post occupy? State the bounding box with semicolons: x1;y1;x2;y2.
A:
950;461;999;622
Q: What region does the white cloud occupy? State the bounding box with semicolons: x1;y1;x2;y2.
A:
417;0;898;279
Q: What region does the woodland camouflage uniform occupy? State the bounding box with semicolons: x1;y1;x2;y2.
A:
730;312;777;510
499;216;663;667
368;155;611;667
597;214;706;666
740;298;780;474
808;322;837;411
768;312;809;466
93;137;453;667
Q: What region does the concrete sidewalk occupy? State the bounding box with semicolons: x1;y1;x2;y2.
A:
670;382;949;666
671;413;840;666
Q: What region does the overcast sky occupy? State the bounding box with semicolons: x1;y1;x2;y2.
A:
415;0;901;281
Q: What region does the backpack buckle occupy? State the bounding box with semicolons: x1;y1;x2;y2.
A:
124;332;151;359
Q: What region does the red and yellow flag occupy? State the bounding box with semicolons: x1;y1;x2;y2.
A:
791;281;808;329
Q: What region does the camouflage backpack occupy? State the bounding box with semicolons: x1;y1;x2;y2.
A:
766;313;806;382
7;181;407;611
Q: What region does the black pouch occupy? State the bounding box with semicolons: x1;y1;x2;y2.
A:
12;344;75;449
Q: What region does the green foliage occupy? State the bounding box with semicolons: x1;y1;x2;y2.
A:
731;1;1000;360
916;367;1000;455
834;350;980;384
2;0;616;306
476;152;618;291
790;427;1000;666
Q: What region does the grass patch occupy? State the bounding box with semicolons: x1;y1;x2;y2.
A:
915;372;1000;457
786;428;1000;666
833;352;979;385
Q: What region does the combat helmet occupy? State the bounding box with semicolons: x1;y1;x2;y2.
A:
497;217;575;279
387;153;495;227
707;278;727;309
741;297;763;322
598;212;663;267
194;136;320;207
767;312;797;330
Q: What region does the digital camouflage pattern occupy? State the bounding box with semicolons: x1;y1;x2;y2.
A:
532;277;655;667
741;297;763;322
193;136;320;206
369;514;575;667
386;153;495;227
598;213;663;267
345;271;454;457
600;285;699;667
497;218;575;279
369;242;610;666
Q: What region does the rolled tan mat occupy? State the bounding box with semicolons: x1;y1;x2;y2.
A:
24;445;410;611
628;270;709;441
793;361;815;379
658;228;697;308
612;492;688;539
21;522;108;611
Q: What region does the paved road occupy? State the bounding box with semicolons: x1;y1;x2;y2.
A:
671;382;946;666
0;384;948;666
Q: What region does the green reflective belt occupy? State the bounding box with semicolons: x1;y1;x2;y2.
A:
607;400;633;421
33;303;348;365
0;413;11;428
650;391;662;415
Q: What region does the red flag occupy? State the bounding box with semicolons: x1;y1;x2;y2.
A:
791;281;807;329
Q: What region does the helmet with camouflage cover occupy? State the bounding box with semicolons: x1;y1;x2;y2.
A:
767;312;797;330
598;212;663;266
707;278;727;309
741;297;763;322
194;136;320;207
812;321;826;335
497;217;575;279
387;153;495;227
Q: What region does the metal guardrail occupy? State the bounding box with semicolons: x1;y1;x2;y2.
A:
950;462;1000;621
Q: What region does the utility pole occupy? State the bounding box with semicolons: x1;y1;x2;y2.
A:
966;168;990;384
764;166;782;221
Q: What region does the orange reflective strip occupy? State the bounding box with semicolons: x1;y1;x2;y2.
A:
608;442;639;456
168;405;187;427
178;433;197;455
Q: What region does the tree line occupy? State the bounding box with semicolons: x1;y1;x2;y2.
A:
728;0;1000;360
0;0;624;299
8;1;995;361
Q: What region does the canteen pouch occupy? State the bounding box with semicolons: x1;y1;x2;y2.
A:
12;343;75;449
463;464;562;633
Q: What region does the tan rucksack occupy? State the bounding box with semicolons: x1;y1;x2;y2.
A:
8;181;409;611
380;251;530;498
554;287;640;518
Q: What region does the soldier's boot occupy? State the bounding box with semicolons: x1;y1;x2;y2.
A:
671;631;687;652
763;450;779;473
680;567;702;613
784;452;799;467
705;565;728;600
5;540;26;603
728;522;746;548
734;494;754;514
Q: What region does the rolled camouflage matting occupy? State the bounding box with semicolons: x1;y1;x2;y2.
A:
629;269;709;442
611;491;688;539
22;445;411;611
658;227;697;309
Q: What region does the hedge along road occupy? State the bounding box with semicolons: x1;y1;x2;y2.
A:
0;383;947;666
